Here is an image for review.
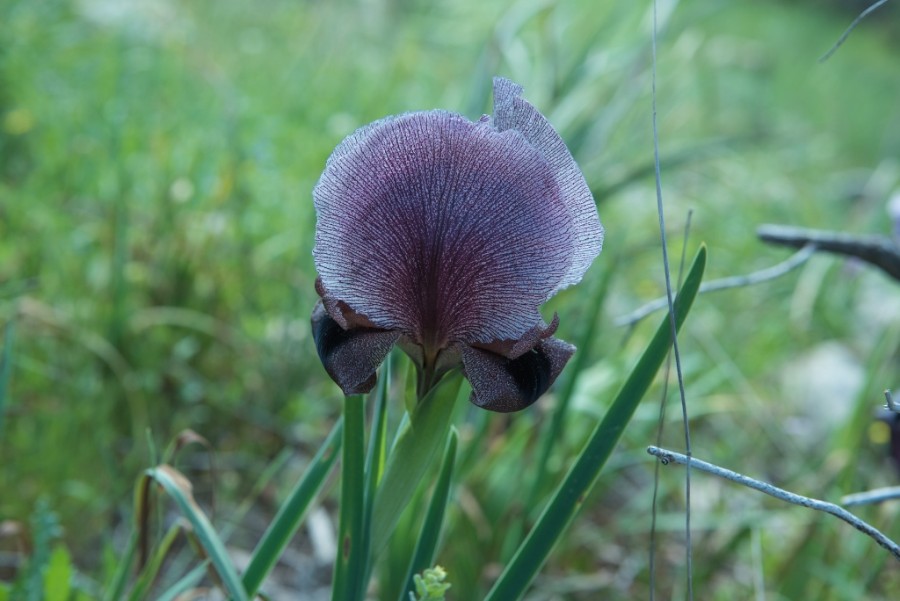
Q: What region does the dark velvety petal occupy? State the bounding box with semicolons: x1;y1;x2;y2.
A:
314;109;579;347
461;337;575;412
311;302;399;395
492;77;604;293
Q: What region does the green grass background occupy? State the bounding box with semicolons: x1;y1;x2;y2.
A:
1;0;899;598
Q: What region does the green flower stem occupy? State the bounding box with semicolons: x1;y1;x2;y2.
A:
332;396;367;601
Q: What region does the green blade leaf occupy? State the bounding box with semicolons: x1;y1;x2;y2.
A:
527;259;616;509
399;428;459;601
156;562;210;601
102;532;137;601
361;359;392;583
140;465;249;601
366;358;391;498
371;372;463;557
542;262;614;460
485;245;707;601
128;524;184;601
0;318;15;442
331;396;367;601
242;418;343;597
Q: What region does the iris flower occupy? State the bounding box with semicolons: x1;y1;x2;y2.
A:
311;77;603;412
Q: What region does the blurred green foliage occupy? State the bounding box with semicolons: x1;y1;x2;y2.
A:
1;0;899;599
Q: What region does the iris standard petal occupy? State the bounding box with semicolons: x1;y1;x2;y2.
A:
461;337;575;413
492;77;604;293
311;302;400;395
314;110;578;347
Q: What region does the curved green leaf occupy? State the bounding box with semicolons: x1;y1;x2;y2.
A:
371;373;463;557
0;318;14;442
361;359;392;585
243;418;343;597
399;428;459;601
485;245;707;601
140;465;248;601
156;562;209;601
128;524;184;601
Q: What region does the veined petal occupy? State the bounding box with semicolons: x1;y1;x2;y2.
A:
461;337;575;412
314;109;578;346
492;77;604;293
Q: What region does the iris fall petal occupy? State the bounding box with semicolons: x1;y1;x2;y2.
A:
311;302;400;395
461;338;575;413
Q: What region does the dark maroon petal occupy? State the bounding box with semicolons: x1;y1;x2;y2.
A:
461;337;575;412
311;302;399;395
492;77;604;293
314;110;578;346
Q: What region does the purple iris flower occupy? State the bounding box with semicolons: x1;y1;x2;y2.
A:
310;77;603;412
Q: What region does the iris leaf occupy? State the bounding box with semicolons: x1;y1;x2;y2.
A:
243;417;344;597
398;428;459;601
370;372;463;557
485;245;707;601
127;524;183;601
156;562;209;601
360;357;392;585
529;259;616;507
0;318;14;442
139;465;248;601
101;531;137;601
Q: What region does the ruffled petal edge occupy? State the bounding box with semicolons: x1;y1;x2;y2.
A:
492;77;604;295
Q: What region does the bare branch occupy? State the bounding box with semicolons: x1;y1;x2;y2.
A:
647;446;900;562
842;487;900;507
757;224;900;282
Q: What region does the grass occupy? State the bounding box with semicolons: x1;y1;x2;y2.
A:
1;0;899;599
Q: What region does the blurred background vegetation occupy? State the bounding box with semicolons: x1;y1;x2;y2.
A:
1;0;899;599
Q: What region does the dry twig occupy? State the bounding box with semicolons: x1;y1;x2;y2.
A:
757;224;900;282
647;446;900;562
